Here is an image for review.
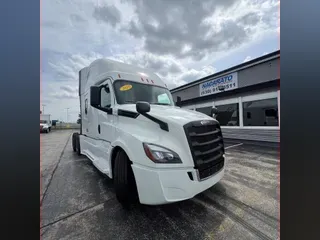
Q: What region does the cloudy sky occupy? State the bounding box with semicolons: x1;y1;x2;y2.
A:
41;0;279;122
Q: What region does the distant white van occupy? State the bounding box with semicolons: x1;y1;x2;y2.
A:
40;114;52;133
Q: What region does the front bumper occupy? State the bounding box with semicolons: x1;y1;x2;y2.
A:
131;158;225;205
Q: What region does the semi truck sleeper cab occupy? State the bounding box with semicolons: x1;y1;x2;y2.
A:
72;58;225;206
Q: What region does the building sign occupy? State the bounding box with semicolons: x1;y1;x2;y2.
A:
199;72;238;97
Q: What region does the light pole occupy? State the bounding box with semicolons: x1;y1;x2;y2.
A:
42;104;46;114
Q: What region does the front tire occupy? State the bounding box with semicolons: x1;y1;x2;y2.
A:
114;150;138;207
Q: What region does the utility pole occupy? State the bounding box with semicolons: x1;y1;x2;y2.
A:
42;104;46;114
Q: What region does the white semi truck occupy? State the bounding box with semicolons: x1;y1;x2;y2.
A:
40;114;52;133
72;59;225;206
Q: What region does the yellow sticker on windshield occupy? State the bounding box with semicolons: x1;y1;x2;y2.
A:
120;84;132;91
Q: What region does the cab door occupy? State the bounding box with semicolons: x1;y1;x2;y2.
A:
82;92;90;135
95;79;116;173
98;79;116;142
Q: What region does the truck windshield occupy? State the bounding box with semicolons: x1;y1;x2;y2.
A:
40;120;47;124
114;80;174;106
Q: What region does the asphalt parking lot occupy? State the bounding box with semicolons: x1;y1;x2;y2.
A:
40;131;279;240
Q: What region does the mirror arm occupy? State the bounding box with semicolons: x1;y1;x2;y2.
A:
140;112;169;132
105;107;113;114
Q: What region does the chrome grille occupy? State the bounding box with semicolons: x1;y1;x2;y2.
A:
184;120;225;180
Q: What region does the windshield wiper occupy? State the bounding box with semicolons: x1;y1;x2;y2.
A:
150;102;171;106
124;100;136;104
123;101;170;106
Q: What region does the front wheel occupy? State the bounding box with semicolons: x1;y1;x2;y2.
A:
114;150;138;207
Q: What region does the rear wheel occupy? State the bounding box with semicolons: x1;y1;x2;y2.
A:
114;150;138;207
75;134;81;156
72;133;77;152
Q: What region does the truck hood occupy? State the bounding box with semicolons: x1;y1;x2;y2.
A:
117;104;217;126
40;123;48;127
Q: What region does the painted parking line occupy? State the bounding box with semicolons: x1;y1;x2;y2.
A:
225;143;243;150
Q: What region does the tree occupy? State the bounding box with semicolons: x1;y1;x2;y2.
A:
77;113;81;124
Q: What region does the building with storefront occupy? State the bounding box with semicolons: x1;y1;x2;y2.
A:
171;50;280;143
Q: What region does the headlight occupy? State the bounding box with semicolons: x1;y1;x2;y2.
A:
143;143;182;164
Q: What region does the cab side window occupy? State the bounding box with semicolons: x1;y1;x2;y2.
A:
100;85;111;108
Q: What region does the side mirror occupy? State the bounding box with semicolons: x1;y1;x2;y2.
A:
211;107;218;117
136;101;150;114
176;96;182;107
104;86;110;93
90;86;100;107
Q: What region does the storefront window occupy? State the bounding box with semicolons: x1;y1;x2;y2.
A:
243;98;279;126
195;106;212;116
216;103;239;126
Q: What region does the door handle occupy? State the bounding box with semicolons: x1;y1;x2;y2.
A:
98;124;101;134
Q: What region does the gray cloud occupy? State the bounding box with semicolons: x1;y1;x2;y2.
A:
47;85;78;100
41;98;52;105
238;12;261;26
60;85;78;93
168;63;182;74
109;51;215;87
113;52;184;76
47;52;105;82
181;72;202;83
41;21;64;29
179;65;216;83
121;0;240;60
123;20;143;38
49;62;77;81
70;14;86;23
261;3;278;29
51;89;78;99
121;0;278;60
51;92;78;99
93;5;121;27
